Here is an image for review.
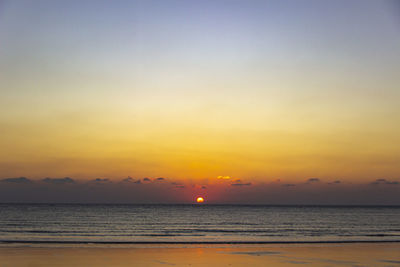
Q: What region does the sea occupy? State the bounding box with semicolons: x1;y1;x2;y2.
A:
0;204;399;244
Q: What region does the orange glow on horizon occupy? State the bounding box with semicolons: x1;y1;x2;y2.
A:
196;197;204;203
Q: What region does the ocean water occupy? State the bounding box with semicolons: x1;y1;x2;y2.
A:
0;204;399;244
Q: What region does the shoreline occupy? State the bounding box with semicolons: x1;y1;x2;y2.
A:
1;242;399;266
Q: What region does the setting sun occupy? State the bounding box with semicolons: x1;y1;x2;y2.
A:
196;197;204;203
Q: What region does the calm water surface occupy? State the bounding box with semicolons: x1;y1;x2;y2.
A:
0;204;399;243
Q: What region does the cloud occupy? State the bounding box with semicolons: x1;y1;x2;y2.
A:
307;178;320;183
143;178;151;182
1;177;32;183
121;177;142;184
218;176;231;180
282;184;295;187
91;178;111;183
231;182;252;186
156;177;165;181
170;182;185;188
0;176;400;204
42;177;75;184
370;179;399;185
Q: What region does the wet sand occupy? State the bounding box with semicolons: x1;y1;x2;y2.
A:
0;243;399;266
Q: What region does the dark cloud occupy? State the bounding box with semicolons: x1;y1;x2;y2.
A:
1;177;32;183
122;177;134;182
121;177;142;184
91;178;110;183
143;178;151;182
307;178;320;183
171;182;184;188
370;179;399;185
231;182;252;186
42;177;75;184
156;177;165;181
1;176;400;205
282;184;295;187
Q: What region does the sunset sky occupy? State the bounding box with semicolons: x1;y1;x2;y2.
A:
1;0;400;203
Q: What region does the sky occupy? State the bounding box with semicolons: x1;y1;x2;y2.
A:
0;0;399;203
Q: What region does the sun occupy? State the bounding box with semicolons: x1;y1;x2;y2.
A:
196;196;204;203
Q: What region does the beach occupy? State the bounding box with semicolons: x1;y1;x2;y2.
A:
0;243;399;266
1;204;400;266
1;205;399;266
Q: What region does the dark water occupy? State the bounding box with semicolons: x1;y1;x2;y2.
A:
0;204;400;244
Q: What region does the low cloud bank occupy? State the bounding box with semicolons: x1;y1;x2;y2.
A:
1;177;32;183
0;177;399;204
42;177;75;184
